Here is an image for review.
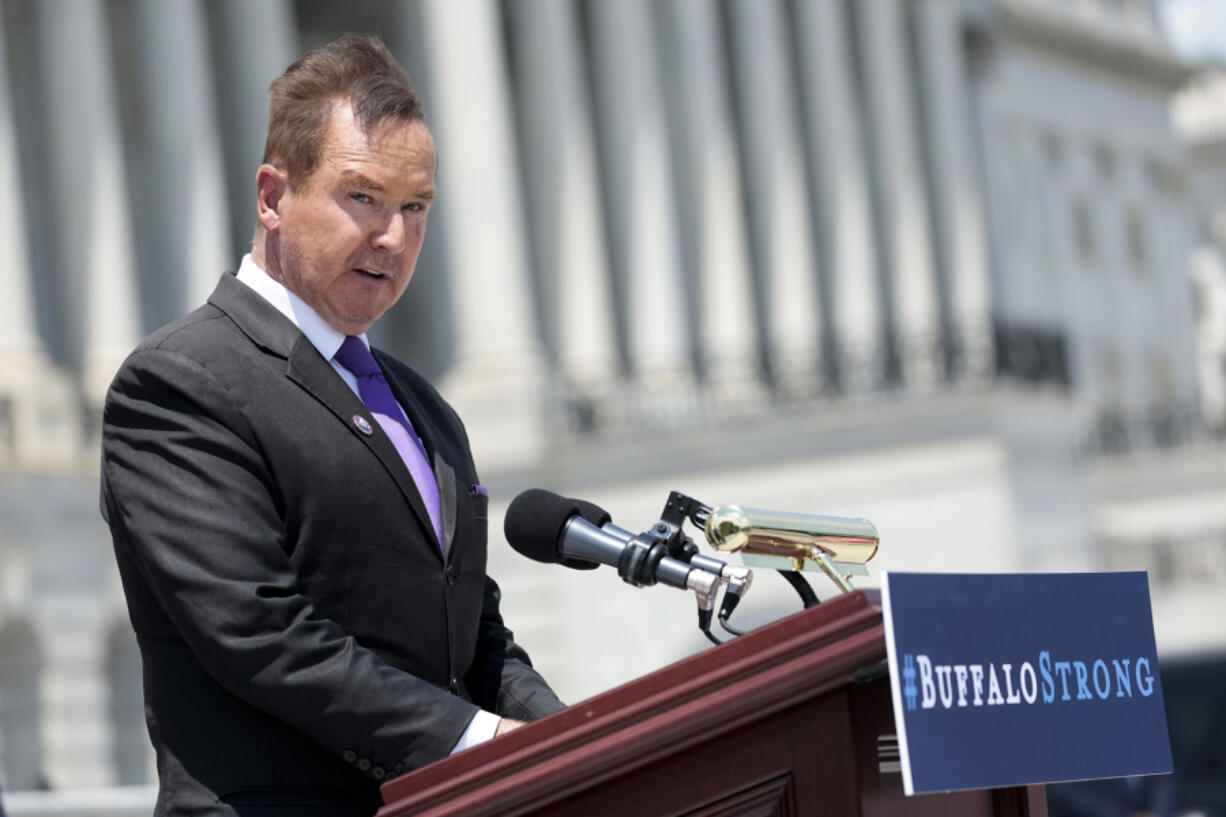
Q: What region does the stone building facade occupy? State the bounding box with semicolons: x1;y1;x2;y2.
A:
1;0;1222;811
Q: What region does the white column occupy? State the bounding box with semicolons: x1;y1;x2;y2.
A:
210;0;298;259
1043;140;1081;381
1067;143;1113;406
858;0;941;388
506;0;619;402
1019;131;1060;327
0;6;78;467
1151;163;1201;409
587;0;696;400
663;0;764;408
726;0;822;396
130;0;232;311
914;0;993;381
0;31;38;362
37;604;112;787
34;0;140;428
0;618;44;790
794;0;881;393
398;0;548;470
1191;246;1226;429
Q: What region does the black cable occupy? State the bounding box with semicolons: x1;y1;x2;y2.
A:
781;570;820;608
717;571;816;636
698;605;723;645
718;615;747;637
717;583;747;637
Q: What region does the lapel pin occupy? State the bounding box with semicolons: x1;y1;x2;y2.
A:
352;415;374;435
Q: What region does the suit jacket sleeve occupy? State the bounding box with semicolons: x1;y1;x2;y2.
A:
102;345;489;774
468;576;566;722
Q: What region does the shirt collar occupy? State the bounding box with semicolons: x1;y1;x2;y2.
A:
235;253;367;361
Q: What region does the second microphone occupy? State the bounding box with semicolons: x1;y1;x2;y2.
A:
503;489;719;596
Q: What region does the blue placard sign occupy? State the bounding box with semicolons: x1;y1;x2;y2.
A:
881;571;1173;795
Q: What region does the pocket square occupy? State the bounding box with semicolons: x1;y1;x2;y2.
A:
470;484;488;496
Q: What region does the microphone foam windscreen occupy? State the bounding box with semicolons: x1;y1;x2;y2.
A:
503;489;580;564
571;498;612;527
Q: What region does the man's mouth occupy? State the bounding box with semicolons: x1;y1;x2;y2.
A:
354;267;388;280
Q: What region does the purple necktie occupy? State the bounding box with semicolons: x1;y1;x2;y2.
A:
334;336;443;547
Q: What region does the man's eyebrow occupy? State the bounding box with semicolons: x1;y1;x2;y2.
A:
339;170;383;190
340;169;434;201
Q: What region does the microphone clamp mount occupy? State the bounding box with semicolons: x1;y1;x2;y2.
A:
641;490;879;642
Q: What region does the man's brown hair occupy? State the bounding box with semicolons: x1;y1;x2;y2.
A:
263;33;425;190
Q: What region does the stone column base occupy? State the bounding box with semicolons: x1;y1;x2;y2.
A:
0;349;81;469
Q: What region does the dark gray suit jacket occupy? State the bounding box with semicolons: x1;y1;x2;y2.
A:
100;274;564;816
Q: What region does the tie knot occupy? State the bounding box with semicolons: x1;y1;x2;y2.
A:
334;336;381;378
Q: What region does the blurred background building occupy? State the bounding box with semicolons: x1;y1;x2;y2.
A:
1;0;1224;814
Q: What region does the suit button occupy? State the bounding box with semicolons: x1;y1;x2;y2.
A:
343;749;357;764
372;766;386;780
449;676;459;693
358;757;372;772
445;566;457;586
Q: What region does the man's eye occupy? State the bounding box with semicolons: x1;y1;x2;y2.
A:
351;193;373;204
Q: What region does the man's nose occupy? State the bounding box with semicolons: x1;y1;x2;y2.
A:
372;212;407;254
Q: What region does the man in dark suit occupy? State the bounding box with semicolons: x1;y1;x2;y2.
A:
100;34;564;816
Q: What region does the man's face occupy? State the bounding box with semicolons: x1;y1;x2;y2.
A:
260;103;437;335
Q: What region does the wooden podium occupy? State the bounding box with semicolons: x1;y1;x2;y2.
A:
379;589;1047;817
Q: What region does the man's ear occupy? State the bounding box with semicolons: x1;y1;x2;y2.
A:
256;164;289;232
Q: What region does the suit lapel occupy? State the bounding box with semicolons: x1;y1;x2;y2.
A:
208;273;299;357
209;275;441;558
284;337;441;558
433;456;458;558
378;358;459;557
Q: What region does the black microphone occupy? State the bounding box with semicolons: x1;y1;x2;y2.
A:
503;489;596;570
504;489;718;594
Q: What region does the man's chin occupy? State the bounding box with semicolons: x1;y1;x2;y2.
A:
323;311;380;337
